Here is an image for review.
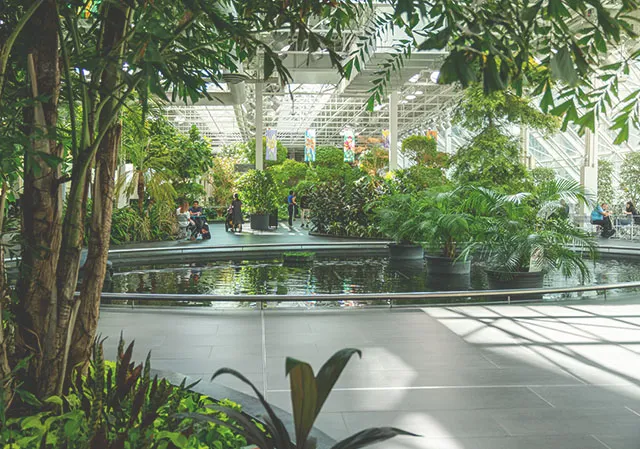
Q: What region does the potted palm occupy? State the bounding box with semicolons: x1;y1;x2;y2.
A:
464;179;597;299
238;169;277;231
417;188;473;275
375;193;425;260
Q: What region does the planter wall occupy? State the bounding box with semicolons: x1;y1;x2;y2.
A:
485;269;545;301
388;243;424;260
250;213;270;231
425;255;471;275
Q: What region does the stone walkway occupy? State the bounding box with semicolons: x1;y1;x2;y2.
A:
98;302;640;448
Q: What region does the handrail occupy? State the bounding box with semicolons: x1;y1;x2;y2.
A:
96;280;640;304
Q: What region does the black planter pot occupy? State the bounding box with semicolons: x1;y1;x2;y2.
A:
250;213;270;231
485;269;545;301
425;255;471;275
388;243;424;260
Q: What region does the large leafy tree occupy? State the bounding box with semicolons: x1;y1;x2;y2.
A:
0;0;370;402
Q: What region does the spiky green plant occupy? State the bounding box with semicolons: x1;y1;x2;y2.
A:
187;349;417;449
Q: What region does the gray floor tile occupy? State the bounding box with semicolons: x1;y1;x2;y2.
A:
530;385;640;409
341;410;508;438
489;407;640;437
267;386;551;413
362;434;609;449
594;434;640;449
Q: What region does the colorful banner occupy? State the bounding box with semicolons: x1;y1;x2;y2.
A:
343;129;355;162
382;129;390;150
304;129;316;162
426;129;438;140
265;129;278;161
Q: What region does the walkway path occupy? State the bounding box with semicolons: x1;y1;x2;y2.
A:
99;302;640;448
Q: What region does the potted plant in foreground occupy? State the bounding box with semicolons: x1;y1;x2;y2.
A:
239;169;278;231
375;193;425;260
463;179;597;299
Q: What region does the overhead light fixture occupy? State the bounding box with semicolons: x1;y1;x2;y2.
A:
400;100;408;105
415;90;424;95
406;94;416;100
430;71;440;84
409;73;420;83
373;104;386;112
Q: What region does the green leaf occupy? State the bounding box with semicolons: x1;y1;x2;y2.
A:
550;47;578;86
613;123;629;144
263;52;276;81
286;358;319;448
331;427;419;449
315;349;361;415
44;396;64;407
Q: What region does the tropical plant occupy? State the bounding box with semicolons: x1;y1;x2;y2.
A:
271;159;308;202
207;156;239;216
188;349;415;449
170;125;213;199
531;167;557;186
598;159;616;206
390;165;448;194
359;144;389;176
374;194;423;244
1;338;247;449
414;188;475;259
452;126;531;192
400;135;446;167
463;179;597;281
619;152;640;205
238;170;278;215
119;110;178;213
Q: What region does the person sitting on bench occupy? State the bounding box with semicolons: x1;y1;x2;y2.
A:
590;202;615;238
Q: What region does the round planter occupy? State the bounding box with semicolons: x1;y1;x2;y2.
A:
388;243;424;260
485;269;545;301
250;213;270;231
425;255;471;275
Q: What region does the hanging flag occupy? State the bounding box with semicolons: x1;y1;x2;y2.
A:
265;129;278;161
382;129;390;150
343;129;355;162
304;129;316;162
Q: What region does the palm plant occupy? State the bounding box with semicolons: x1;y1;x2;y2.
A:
414;189;475;259
117;109;177;213
463;179;598;282
186;349;415;449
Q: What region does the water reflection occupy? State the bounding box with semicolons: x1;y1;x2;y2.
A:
108;257;640;307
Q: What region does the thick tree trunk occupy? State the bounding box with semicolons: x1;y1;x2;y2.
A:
14;0;63;398
67;2;129;382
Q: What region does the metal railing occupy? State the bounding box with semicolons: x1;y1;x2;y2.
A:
98;280;640;308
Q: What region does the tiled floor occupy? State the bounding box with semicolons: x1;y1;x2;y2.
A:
98;303;640;448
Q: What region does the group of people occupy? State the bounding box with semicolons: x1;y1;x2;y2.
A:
175;190;312;240
590;201;639;238
176;200;210;240
286;190;310;228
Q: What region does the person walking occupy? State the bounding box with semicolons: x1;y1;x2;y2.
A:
287;190;297;227
299;192;310;228
231;193;243;233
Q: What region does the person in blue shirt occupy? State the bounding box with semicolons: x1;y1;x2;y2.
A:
287;190;297;227
590;202;614;238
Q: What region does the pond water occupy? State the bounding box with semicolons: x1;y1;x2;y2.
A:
106;257;640;307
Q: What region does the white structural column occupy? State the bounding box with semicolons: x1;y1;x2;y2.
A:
255;81;264;171
581;125;599;213
444;125;452;155
389;91;399;171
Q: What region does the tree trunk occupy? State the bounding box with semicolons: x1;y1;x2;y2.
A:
68;2;129;382
14;0;63;399
0;183;12;407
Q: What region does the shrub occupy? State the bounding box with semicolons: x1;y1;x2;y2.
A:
401;135;446;166
238;170;278;215
0;339;246;449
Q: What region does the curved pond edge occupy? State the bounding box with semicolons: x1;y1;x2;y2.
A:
151;368;336;449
